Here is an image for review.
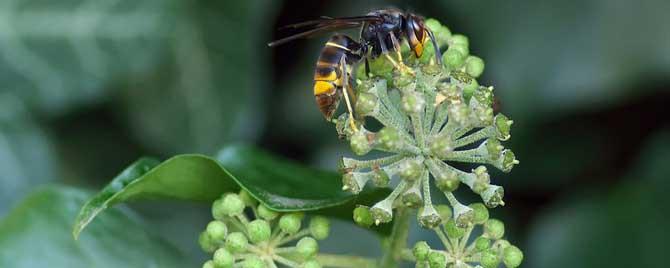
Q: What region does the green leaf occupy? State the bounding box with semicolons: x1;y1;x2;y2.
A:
0;185;193;268
73;144;389;238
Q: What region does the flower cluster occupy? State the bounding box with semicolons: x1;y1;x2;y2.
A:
338;19;518;229
411;204;523;268
199;191;330;268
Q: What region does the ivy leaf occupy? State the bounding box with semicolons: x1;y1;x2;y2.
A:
0;185;193;268
73;144;388;238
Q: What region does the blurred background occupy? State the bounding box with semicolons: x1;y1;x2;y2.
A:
1;0;669;267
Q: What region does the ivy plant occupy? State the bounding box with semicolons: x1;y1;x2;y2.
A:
65;18;523;268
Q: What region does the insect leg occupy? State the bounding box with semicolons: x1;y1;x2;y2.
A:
379;33;414;75
340;55;358;132
388;31;404;63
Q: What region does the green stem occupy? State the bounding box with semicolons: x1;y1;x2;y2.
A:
380;207;411;268
315;253;378;268
452;126;494;148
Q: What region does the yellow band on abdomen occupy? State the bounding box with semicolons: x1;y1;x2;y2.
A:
314;81;335;96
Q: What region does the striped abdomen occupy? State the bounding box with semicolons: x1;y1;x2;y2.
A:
313;35;359;120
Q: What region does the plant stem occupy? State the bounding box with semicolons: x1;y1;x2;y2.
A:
316;253;378;268
379;207;411;268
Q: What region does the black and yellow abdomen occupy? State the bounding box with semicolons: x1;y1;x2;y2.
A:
313;35;358;120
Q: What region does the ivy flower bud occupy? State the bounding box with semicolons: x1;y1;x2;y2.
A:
428;251;447;268
402;91;426;115
469;203;490;224
448;103;470;126
484;219;505;239
450;34;469;47
472;166;491;194
350;130;373;156
355;92;378;116
481;185;505;208
213;248;234;268
199;231;217;253
443;48;466;69
413;241;431;261
279;213;303;235
480;249;500;268
399;158;424;181
370;199;394;225
377;127;403;151
429;135;453;159
296;237;319;259
257;204;279;221
242;256;266;268
203;260;215;268
302;260;322;268
371;167;390;187
433;167;460;192
475;236;491;252
453;202;475;227
503;246;523;268
238;189;258;207
435;204;452;221
497;150;519;173
494;114;513;141
206;221;228;243
247;219;271;243
418;205;442;229
462;79;479;102
444;219;465;239
225;232;248;253
353;206;374;227
341;172;369;194
450;44;469;59
493;240;512;252
213;193;245;219
485;138;503;161
309;216;331;240
402;182;423;207
465;56;485;78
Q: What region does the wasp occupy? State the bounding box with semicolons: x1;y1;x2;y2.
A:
268;8;443;131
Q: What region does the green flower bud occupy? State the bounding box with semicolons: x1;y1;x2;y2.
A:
433;168;460;192
247;219;271;243
450;44;469;58
335;113;355;138
480;249;500;268
238;189;258;207
413;241;431;261
213;248;234;268
462;79;479;102
377;127;403;151
242;256;266;268
206;221;228;243
394;72;414;88
469;203;490;224
353;206;374;227
309;216;331;240
402;91;426;114
443;48;466;69
485;138;503;161
429;135;453;159
418;205;442;229
472;166;490;194
302;260;322;268
453;202;475;227
494;240;512;251
435;204;452;221
450;34;469;47
370;199;393;225
296;237;319;259
424;19;442;35
481;185;505;208
399;158;424;181
419;41;436;64
279;213;303;235
448;103;471;126
341;172;369;194
428;251;447;268
369;56;394;77
415;261;430;268
484;219;505;239
356;92;378;116
494;114;513;141
371;167;390;187
257;204;279;221
498;150;519;173
465;56;485;78
199;231;217;253
444;219;465;239
225;232;248;253
213;194;245;219
203;260;215;268
503;246;523;268
475;236;491;252
402;182;423;207
350;130;372;156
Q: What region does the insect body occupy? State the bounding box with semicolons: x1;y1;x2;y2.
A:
269;8;442;131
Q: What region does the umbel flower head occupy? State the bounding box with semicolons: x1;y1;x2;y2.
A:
411;204;523;268
337;19;519;227
200;190;329;268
